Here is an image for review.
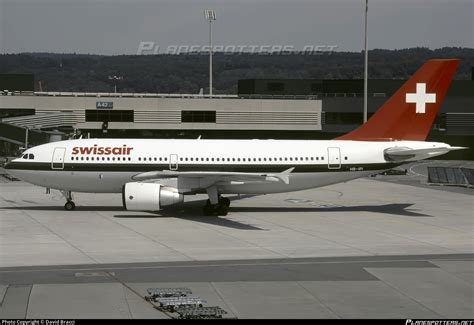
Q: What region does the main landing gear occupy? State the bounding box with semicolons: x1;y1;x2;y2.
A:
61;190;76;211
202;196;231;216
203;185;230;216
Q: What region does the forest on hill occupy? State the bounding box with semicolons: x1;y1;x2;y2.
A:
0;47;473;94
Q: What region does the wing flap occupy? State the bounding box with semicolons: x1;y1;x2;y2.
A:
132;167;295;185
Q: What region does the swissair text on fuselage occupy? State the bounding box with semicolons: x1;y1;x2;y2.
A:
72;145;134;155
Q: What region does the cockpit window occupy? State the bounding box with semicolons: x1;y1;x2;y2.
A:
28;154;34;160
22;154;28;159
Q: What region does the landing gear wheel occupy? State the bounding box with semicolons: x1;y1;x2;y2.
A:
219;197;231;207
203;204;216;216
216;204;228;216
64;201;76;211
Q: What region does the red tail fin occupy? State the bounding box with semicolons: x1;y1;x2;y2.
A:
336;59;459;141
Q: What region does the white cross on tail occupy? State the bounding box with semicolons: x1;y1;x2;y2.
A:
405;83;436;114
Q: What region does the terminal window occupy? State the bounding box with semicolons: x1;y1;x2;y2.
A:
0;109;35;119
85;110;134;122
181;110;216;123
267;82;284;92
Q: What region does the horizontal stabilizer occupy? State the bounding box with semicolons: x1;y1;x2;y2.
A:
384;146;467;162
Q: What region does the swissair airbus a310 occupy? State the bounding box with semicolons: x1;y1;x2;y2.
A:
5;59;466;215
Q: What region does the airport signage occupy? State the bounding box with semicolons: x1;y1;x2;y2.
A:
96;101;114;109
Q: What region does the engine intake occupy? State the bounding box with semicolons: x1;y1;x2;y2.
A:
122;182;183;211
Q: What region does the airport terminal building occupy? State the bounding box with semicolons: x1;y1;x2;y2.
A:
0;74;473;159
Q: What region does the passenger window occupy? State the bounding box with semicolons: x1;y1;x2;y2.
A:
29;154;34;159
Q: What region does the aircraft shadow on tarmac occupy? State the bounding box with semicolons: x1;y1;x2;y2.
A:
112;201;431;231
113;197;266;230
0;200;431;230
230;203;432;217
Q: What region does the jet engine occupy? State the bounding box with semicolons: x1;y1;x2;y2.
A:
122;182;183;211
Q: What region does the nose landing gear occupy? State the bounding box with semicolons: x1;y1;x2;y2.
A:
64;200;76;211
60;190;76;211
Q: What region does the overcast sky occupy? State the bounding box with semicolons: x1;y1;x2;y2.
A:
0;0;472;55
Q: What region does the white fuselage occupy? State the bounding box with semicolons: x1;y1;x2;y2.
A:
5;138;448;195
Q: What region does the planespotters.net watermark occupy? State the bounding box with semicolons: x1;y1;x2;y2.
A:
137;42;338;55
406;320;474;325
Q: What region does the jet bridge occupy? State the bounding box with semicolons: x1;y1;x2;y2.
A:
0;122;49;148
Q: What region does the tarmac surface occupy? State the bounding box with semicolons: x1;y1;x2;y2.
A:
0;160;472;318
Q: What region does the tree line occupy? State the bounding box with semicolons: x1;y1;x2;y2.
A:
0;47;472;94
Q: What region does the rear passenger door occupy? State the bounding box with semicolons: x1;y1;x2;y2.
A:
327;147;341;169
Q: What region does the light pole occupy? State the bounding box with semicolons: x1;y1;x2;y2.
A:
363;0;368;123
204;10;216;97
108;75;123;93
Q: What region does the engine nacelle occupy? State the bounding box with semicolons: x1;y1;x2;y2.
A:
122;182;183;211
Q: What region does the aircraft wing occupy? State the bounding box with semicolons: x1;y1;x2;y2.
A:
384;146;467;162
132;168;295;185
